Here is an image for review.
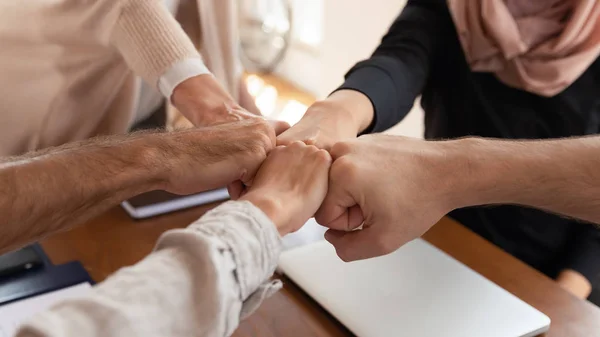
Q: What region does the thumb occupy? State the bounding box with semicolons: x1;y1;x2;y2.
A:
315;184;364;231
324;226;386;262
268;120;291;136
316;153;366;230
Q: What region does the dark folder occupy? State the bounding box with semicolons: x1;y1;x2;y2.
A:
0;261;93;306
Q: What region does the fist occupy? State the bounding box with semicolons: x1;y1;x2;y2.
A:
316;135;458;261
276;90;373;150
242;141;332;235
160;119;276;195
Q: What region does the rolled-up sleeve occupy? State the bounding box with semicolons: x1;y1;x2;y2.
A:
17;201;282;337
337;0;449;133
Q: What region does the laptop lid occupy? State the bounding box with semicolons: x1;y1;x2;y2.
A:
278;238;550;337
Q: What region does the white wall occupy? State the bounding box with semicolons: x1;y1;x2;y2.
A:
276;0;424;138
319;0;406;97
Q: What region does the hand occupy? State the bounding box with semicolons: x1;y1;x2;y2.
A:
315;135;461;261
556;269;592;299
157;119;276;195
241;142;332;235
276;90;374;150
171;74;289;133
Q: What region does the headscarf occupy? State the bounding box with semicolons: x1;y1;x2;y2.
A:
447;0;600;96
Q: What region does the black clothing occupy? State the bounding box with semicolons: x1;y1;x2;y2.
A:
338;0;600;287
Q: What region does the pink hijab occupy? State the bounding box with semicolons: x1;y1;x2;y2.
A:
447;0;600;96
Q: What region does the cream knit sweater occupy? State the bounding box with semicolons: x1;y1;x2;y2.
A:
0;0;202;155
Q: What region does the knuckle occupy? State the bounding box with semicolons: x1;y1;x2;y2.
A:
304;136;318;146
249;122;275;145
313;149;332;163
331;156;359;183
268;144;286;158
330;141;353;158
248;134;272;157
305;144;319;153
288;140;306;149
256;116;271;127
247;116;270;131
259;132;274;147
304;129;322;146
272;144;286;154
261;121;276;137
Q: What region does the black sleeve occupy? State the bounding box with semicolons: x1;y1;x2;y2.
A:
336;0;450;133
562;223;600;288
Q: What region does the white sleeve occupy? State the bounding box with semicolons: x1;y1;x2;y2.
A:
158;58;212;100
16;201;282;337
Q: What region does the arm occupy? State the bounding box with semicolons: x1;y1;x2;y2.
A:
337;0;449;133
452;137;600;222
315;135;600;263
277;0;449;149
462;137;600;298
17;142;331;337
17;201;282;337
0;120;275;254
109;0;253;126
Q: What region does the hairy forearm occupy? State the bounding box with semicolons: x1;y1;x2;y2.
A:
0;134;167;253
448;137;600;224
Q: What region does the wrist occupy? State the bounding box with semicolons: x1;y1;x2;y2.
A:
405;139;477;213
326;90;374;133
441;137;526;210
437;138;487;211
171;74;241;126
240;192;288;235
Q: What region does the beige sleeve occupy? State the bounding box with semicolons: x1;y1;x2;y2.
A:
16;201;283;337
110;0;202;87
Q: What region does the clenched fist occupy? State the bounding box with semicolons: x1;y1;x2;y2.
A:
157;119;278;195
276;90;374;150
316;135;463;261
241;141;332;235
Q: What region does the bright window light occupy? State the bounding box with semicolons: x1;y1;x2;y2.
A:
246;74;265;97
274;100;308;126
255;85;279;117
240;0;323;48
292;0;323;47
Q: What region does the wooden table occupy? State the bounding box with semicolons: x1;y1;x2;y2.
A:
41;204;600;337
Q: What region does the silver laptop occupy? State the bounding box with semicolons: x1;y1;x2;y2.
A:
278;223;551;337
